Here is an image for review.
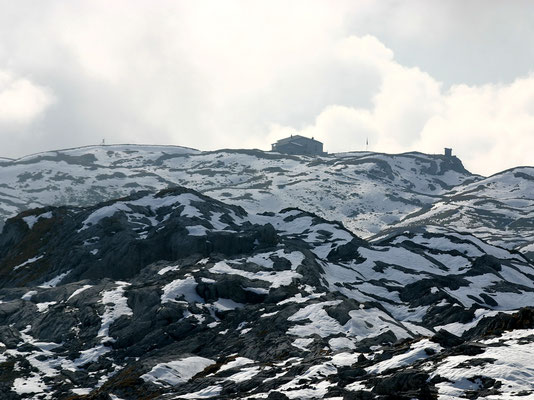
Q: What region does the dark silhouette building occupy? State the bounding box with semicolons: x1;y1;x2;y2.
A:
271;135;325;155
444;148;453;157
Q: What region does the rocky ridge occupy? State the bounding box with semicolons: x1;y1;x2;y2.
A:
0;144;477;239
385;166;534;260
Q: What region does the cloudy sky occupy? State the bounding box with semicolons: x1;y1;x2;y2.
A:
1;0;533;175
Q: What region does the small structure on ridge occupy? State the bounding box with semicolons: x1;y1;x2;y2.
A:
271;135;325;156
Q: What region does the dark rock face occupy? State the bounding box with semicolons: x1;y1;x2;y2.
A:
0;187;277;288
430;329;464;349
266;392;290;400
463;307;534;339
372;370;433;397
0;187;533;399
327;238;368;262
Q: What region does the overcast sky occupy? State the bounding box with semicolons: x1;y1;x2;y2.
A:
1;0;533;175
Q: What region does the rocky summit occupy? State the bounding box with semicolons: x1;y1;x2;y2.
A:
0;146;533;399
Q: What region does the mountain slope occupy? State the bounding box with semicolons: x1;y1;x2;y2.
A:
0;144;478;240
385;167;534;257
0;188;533;399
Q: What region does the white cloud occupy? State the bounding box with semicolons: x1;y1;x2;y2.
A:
0;70;54;125
0;1;532;175
417;78;534;174
268;35;534;175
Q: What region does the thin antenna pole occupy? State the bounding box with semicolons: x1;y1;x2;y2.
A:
366;137;368;151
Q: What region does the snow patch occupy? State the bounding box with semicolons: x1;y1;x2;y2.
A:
366;339;442;374
67;285;93;301
219;357;255;372
13;255;44;271
21;290;37;300
161;276;204;304
141;357;215;386
39;270;71;288
23;211;53;229
97;282;133;341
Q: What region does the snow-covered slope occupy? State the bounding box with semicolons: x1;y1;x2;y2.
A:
388;167;534;256
0;188;533;398
0;144;199;226
0;144;477;239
